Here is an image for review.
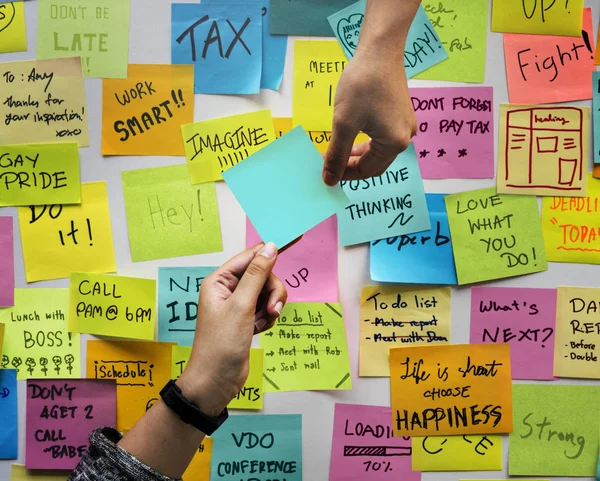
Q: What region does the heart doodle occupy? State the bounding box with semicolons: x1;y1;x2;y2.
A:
0;3;16;35
336;13;364;57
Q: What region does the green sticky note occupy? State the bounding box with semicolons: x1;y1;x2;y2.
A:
414;0;488;83
260;302;352;392
0;143;80;206
36;0;130;78
270;0;355;36
445;187;547;284
510;385;600;476
121;164;223;262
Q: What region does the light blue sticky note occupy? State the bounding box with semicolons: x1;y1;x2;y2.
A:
0;369;17;459
211;414;302;481
370;194;457;285
223;126;349;249
594;71;600;165
327;2;448;77
158;267;217;346
203;0;288;91
337;143;430;246
171;3;263;94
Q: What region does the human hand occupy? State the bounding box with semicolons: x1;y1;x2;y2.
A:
323;47;417;186
177;243;287;416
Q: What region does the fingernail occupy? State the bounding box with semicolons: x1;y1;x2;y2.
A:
255;319;268;332
274;301;284;316
323;170;337;186
258;242;277;259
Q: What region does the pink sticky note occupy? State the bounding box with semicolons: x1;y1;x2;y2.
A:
26;379;116;470
411;87;494;179
246;216;338;302
330;403;421;481
504;8;595;104
470;287;557;381
0;217;14;307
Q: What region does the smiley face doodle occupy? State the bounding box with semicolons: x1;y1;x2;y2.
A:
336;13;364;57
0;3;16;35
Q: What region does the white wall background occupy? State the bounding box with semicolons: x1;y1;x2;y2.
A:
1;0;599;480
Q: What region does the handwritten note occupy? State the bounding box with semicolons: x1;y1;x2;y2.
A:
182;110;276;184
504;9;595;105
541;175;600;264
18;182;116;282
0;58;89;146
0;143;80;206
414;0;488;83
360;286;451;377
102;64;194;155
330;403;420;481
492;0;584;36
184;438;213;481
470;287;556;380
292;40;346;132
370;194;457;285
172;3;262;94
121;164;222;262
260;302;352;392
11;465;71;481
445;188;548;284
338;144;429;246
593;72;599;164
0;370;17;459
0;216;14;307
223;126;348;249
0;289;80;381
69;273;156;341
173;346;264;410
412;434;503;471
25;379;116;469
37;0;130;78
509;385;600;476
270;0;354;36
411;87;493;179
247;217;338;302
211;414;302;481
158;267;216;345
0;2;26;54
390;344;513;436
86;340;174;432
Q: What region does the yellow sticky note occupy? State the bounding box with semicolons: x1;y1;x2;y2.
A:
0;288;81;380
292;41;347;132
0;58;89;146
182;110;276;184
11;464;71;481
0;2;27;54
492;0;584;36
0;322;5;359
360;286;451;377
18;182;116;282
390;344;513;436
498;104;590;197
69;273;156;340
541;175;600;264
184;437;212;481
0;143;80;206
412;435;503;471
86;340;174;432
102;64;195;156
554;286;600;379
172;346;264;410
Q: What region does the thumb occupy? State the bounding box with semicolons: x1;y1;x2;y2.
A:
231;242;278;307
323;118;359;186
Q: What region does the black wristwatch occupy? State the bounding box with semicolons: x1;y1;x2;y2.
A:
160;380;229;435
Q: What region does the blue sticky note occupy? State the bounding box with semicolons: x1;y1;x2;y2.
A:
211;414;302;481
223;126;349;249
370;194;457;285
593;71;600;165
327;2;448;77
171;3;263;94
203;0;288;90
158;267;217;345
0;369;17;459
337;143;430;246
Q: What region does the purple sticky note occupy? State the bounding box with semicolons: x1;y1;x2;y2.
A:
410;87;494;179
330;403;421;481
0;217;14;307
246;215;339;302
470;287;557;381
26;379;116;470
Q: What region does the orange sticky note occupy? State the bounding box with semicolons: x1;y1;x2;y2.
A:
504;8;595;105
596;19;600;66
390;344;513;437
184;437;212;480
102;64;194;156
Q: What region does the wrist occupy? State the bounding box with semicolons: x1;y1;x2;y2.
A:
176;370;232;418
